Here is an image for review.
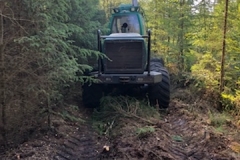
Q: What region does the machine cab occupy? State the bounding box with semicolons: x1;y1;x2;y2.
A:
109;4;146;35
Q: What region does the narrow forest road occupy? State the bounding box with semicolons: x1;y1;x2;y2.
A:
1;88;239;160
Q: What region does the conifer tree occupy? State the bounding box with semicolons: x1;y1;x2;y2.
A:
0;0;105;146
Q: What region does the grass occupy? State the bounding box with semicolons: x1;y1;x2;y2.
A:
214;126;226;134
91;96;161;135
209;112;230;127
136;126;155;138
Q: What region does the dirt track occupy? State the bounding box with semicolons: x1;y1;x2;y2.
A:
1;89;239;160
94;99;235;160
53;125;102;160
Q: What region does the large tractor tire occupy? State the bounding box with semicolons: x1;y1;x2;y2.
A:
148;58;170;109
82;83;103;108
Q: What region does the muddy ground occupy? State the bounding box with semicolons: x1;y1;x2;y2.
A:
1;88;240;160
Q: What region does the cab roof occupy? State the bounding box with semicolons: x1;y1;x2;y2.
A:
113;4;140;13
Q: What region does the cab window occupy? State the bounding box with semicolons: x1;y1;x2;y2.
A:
111;14;140;34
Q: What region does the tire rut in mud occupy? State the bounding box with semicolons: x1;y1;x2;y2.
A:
164;101;233;160
53;125;103;160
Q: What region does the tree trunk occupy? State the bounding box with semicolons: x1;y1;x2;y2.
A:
178;0;185;70
219;0;229;110
0;6;7;146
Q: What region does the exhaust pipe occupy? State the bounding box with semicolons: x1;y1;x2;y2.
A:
132;0;138;6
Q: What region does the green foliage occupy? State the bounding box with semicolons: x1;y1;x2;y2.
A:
209;112;230;127
92;121;108;135
141;0;194;70
214;126;226;134
60;110;84;123
0;0;106;146
172;135;184;142
189;0;240;112
221;90;240;114
136;126;155;138
191;53;220;90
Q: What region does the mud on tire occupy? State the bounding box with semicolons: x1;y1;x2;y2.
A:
148;58;170;109
82;83;103;108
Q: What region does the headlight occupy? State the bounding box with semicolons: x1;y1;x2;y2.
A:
130;7;135;12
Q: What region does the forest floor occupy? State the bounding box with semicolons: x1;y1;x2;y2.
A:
1;87;240;160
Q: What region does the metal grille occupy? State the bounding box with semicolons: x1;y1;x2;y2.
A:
104;41;144;74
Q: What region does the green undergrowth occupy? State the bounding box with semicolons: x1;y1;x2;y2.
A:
208;111;232;134
52;105;85;123
209;112;230;127
136;126;155;138
91;96;160;135
60;110;84;123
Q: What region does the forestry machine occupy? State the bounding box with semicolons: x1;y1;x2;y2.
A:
82;0;170;109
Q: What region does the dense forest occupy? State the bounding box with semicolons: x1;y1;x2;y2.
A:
0;0;240;149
